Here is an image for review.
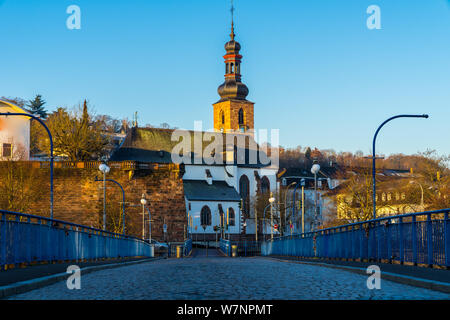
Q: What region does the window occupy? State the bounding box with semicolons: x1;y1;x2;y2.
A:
238;108;244;125
228;208;235;226
2;143;12;158
200;206;212;226
261;176;270;194
220;110;225;124
239;175;250;216
230;63;234;73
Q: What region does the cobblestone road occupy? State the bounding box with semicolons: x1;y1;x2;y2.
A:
9;255;450;300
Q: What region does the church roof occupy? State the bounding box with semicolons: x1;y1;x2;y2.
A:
109;127;272;168
183;179;241;202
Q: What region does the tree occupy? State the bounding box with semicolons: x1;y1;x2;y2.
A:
332;167;374;223
0;96;27;108
34;101;109;161
27;95;48;119
0;146;44;213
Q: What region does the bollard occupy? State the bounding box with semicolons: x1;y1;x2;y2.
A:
232;245;238;257
177;246;182;258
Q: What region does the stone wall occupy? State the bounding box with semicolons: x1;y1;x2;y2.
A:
0;161;187;242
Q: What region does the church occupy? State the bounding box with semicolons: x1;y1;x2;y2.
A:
110;17;278;240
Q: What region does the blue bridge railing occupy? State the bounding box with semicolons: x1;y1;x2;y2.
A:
0;210;153;269
184;238;192;256
220;238;231;256
262;209;450;268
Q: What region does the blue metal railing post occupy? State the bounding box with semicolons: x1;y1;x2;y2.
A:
445;211;449;267
427;213;433;266
1;213;6;268
399;217;404;264
387;220;392;261
412;215;417;265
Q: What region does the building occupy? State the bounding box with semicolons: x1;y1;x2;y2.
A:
0;100;31;160
110;18;278;240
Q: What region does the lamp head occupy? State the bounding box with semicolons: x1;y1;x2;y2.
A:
140;194;147;205
99;163;110;174
269;197;275;203
311;164;320;175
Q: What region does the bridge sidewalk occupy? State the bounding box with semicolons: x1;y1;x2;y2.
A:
264;256;450;293
0;257;158;287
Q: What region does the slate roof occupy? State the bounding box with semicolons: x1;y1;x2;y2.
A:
183;180;241;202
109;127;271;168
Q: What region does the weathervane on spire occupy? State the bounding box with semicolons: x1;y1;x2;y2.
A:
230;0;235;40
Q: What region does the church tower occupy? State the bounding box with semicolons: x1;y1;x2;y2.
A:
213;6;254;133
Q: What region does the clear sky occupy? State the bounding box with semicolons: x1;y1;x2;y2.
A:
1;0;449;156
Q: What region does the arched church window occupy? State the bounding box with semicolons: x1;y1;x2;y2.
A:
220;110;225;124
261;176;270;194
238;108;244;125
228;208;235;226
200;206;212;226
230;63;234;73
239;175;250;216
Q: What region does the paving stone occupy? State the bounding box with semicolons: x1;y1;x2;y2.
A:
8;256;450;300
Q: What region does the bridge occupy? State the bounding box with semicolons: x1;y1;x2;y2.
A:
1;209;449;299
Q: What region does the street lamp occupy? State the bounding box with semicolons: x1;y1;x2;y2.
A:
311;162;321;232
140;194;147;240
269;194;275;240
371;114;428;219
94;176;126;234
99;163;110;230
409;180;424;211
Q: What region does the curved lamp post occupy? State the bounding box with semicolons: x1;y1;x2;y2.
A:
409;180;424;212
311;162;321;232
0;112;54;219
99;163;110;230
94;176;126;234
372;114;428;219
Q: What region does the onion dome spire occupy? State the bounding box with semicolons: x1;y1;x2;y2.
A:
217;1;249;101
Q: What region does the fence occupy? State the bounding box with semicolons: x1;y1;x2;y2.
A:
219;239;262;257
262;209;450;268
0;210;153;269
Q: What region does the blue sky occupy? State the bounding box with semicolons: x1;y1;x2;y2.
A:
1;0;449;156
